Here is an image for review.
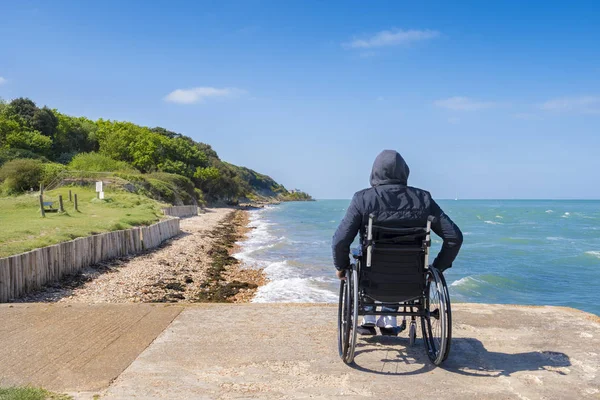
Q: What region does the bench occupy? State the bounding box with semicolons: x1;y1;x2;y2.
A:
43;201;58;213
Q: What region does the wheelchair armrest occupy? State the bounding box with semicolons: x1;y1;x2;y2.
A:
351;247;362;259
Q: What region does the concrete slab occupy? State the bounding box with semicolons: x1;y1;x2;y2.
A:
99;303;600;400
0;303;183;391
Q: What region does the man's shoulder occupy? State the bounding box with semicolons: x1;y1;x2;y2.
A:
352;187;371;197
406;185;432;198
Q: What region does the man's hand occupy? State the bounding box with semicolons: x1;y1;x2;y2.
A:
336;270;346;280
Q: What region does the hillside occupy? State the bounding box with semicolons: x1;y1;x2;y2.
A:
0;98;312;204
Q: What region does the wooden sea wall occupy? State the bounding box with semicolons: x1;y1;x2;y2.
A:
161;205;199;218
0;218;180;302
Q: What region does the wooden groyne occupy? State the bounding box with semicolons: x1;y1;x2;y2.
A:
162;206;199;218
0;218;180;302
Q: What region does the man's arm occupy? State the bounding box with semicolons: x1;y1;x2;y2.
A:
429;199;463;272
332;195;362;271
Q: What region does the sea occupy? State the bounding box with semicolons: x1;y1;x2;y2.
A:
233;200;600;316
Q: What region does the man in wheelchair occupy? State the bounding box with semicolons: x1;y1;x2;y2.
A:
332;149;463;337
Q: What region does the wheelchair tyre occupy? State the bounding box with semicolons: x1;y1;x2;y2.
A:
337;267;358;364
409;321;417;347
421;267;452;365
337;275;350;360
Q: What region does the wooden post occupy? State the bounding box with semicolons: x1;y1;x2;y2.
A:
74;194;78;212
58;195;64;213
39;195;45;218
40;183;44;196
69;190;72;202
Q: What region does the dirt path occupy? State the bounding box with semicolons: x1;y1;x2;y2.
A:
17;208;263;304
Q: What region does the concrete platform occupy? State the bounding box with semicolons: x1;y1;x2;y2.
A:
1;303;598;399
0;303;183;391
100;303;599;400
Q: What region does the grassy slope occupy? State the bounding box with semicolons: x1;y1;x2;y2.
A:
0;187;166;258
0;386;71;400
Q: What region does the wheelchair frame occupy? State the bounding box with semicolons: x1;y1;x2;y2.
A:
338;215;452;366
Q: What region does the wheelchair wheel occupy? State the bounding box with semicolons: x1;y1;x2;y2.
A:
408;320;417;346
337;267;358;364
337;275;350;360
421;267;452;365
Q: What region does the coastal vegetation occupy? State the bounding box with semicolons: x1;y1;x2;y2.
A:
0;386;71;400
0;97;312;204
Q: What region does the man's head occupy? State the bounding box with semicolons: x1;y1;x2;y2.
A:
369;150;410;187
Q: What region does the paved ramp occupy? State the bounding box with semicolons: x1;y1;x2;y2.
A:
0;303;182;391
101;303;599;400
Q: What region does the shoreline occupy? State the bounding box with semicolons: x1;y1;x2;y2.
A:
16;208;266;304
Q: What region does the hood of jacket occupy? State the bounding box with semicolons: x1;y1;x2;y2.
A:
369;150;410;186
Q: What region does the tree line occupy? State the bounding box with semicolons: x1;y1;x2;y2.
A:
0;97;312;203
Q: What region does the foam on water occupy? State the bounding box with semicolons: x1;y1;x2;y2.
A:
450;276;473;287
253;278;338;303
234;207;340;303
586;251;600;259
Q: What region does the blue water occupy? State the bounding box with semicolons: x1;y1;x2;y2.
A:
234;200;600;315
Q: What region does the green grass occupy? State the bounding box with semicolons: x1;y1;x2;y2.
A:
0;186;167;258
0;386;72;400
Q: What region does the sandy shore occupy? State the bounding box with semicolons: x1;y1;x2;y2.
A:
17;207;265;304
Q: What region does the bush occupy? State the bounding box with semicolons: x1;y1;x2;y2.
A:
68;152;137;172
4;129;53;156
114;171;199;205
0;158;44;194
41;162;67;186
0;148;48;166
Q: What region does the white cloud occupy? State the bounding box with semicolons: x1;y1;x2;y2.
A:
434;96;498;111
539;96;600;114
0;77;6;85
344;29;439;49
164;87;244;104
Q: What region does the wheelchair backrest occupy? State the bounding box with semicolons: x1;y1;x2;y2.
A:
360;215;432;303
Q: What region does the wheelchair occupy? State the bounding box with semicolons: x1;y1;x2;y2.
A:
337;214;452;366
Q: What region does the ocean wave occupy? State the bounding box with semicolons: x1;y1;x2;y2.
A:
450;276;473;287
562;212;570;218
495;215;503;219
253;277;338;303
585;251;600;259
484;220;503;225
545;210;554;213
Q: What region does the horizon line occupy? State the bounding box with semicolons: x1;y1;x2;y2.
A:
312;198;600;201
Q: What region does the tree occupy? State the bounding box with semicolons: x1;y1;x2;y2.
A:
5;98;38;126
4;129;53;156
31;107;59;137
53;112;98;162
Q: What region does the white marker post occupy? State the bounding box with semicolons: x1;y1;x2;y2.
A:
95;181;104;199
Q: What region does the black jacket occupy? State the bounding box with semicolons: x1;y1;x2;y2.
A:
332;150;463;272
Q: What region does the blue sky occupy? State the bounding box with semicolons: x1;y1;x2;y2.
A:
1;0;599;199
